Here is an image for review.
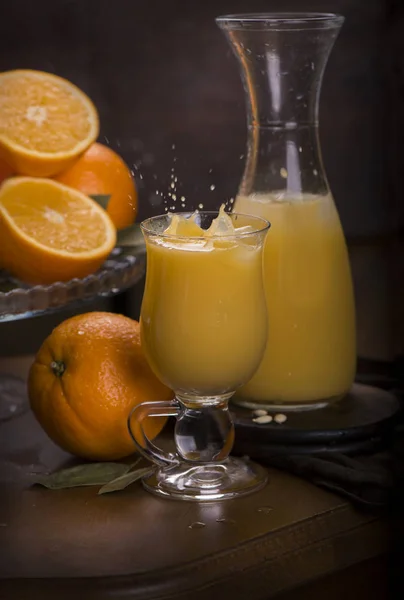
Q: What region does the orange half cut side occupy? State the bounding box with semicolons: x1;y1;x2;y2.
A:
0;177;116;284
0;70;99;176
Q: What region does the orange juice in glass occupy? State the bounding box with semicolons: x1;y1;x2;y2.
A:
141;213;268;396
128;208;270;501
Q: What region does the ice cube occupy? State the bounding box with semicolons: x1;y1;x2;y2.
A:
205;204;235;237
164;214;181;235
164;212;204;237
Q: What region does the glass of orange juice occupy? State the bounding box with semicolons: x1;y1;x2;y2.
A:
128;208;270;501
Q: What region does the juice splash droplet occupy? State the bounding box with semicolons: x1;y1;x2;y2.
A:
216;518;236;525
257;506;273;514
188;521;206;529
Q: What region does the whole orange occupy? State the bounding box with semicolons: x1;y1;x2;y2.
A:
55;142;137;230
28;312;172;461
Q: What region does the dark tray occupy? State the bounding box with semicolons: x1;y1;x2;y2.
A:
232;383;401;457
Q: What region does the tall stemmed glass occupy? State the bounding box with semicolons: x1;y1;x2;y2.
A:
128;211;270;501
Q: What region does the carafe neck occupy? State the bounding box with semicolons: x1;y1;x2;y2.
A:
218;14;342;128
217;13;343;197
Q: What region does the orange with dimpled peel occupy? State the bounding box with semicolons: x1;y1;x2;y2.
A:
28;312;172;461
55;142;138;230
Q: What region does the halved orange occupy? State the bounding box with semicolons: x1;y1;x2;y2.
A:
0;70;99;177
0;156;14;184
0;177;116;284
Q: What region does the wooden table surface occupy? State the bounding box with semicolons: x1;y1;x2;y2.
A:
0;236;396;598
0;407;389;600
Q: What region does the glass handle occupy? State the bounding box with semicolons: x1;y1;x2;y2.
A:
127;400;180;467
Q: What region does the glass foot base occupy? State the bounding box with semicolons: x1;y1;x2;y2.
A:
142;457;268;502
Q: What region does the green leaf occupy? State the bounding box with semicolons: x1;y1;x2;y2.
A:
32;462;132;490
98;467;154;495
90;194;111;209
127;457;141;470
116;223;145;250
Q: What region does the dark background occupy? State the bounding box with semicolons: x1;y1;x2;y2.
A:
0;0;403;365
0;0;396;233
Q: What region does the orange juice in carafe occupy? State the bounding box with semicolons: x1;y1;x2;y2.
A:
217;12;356;409
234;192;356;409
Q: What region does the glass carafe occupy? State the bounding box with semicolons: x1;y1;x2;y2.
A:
216;13;356;411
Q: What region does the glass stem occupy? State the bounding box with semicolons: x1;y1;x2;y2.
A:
174;396;235;463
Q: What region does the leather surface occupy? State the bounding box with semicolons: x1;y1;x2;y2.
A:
0;410;388;599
